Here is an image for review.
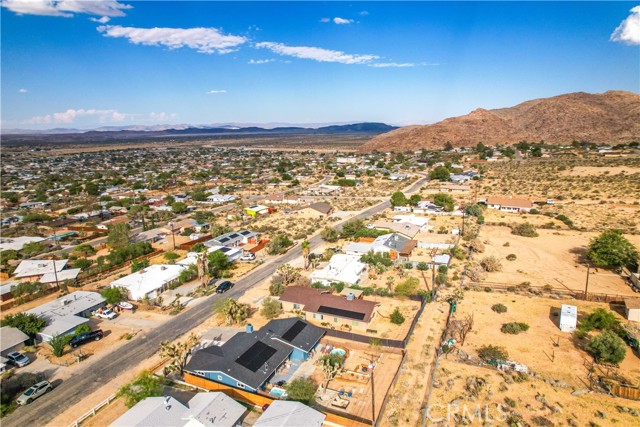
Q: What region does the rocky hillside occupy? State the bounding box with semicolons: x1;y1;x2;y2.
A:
361;91;640;152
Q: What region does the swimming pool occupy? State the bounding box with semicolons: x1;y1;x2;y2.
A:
269;387;287;397
331;348;347;357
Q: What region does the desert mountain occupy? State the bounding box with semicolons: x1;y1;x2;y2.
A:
361;91;640;152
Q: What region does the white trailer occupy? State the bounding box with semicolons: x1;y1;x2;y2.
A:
559;304;578;332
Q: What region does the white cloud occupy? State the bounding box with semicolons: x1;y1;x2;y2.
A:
333;17;353;25
248;59;276;64
369;62;417;68
97;25;247;54
359;11;369;16
255;41;378;64
319;17;330;23
90;16;110;24
18;88;28;93
24;108;128;125
611;6;640;45
149;112;176;121
1;0;131;17
206;90;227;94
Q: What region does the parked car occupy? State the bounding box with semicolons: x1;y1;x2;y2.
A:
215;281;234;293
6;351;30;368
240;252;256;261
16;381;52;405
69;330;104;348
92;308;117;319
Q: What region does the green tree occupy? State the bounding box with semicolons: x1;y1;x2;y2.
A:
266;234;293;255
390;191;408;207
260;297;282;319
390;307;405;325
117;371;163;408
85;181;100;196
578;308;621;332
100;287;128;304
74;324;92;336
208;250;231;278
191;242;207;253
319;353;345;393
1;313;46;341
108;223;131;249
320;227;339;243
587;229;639;270
131;259;150;273
395;276;419;298
159;334;199;376
301;240;310;270
586;330;626;364
163;251;180;262
49;333;71;357
429;166;451;181
171;202;188;214
432;193;455;212
73;244;96;257
477;345;509;361
285;377;317;405
0;249;19;266
218;299;251;325
408;194;421;206
21;241;46;258
73;258;93;269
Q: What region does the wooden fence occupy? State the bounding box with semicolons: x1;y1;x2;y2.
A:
77;249;163;282
467;281;628;303
178;234;212;251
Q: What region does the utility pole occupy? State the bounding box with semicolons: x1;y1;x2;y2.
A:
168;221;177;250
370;368;375;427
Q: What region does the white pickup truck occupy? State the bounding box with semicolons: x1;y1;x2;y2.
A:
92;308;117;320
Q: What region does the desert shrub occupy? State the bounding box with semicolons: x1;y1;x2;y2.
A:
556;214;574;227
468;239;485;253
586;330;626;364
330;282;345;293
450;246;465;260
464;265;485;282
285;377;317;405
587;229;638;270
117;371;164;408
269;277;286;296
501;322;530;335
320;227;339;242
260;297;282;319
480;256;502;272
266;234;293;255
504;397;517;408
477;345;508;361
395;277;419;298
578;308;621;333
390;307;405;325
491;303;508;313
49;333;72;357
506;253;517;261
74;324;92;336
529;208;540;215
511;223;539;237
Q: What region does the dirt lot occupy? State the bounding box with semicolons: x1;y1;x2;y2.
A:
451;291;640;382
425;290;640;427
475;225;640;296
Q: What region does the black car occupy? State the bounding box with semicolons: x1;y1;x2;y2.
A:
215;281;234;293
69;330;104;348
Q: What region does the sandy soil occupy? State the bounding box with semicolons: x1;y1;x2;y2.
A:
561;166;640;176
452;291;640;384
477;226;640;296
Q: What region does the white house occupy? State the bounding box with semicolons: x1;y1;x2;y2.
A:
178;245;244;267
206;230;257;248
559;304;578;332
485;196;533;213
112;393;246;427
254;401;325;427
392;214;430;229
13;259;69;282
111;264;185;301
206;194;236;204
25;291;105;342
0;236;46;252
310;254;367;286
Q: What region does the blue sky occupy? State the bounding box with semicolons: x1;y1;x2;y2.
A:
1;1;639;129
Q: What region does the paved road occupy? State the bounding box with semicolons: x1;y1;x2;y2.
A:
4;175;427;427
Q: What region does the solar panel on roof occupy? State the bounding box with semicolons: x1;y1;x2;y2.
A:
318;305;366;320
220;247;231;253
219;237;230;243
236;341;277;372
239;230;251;236
281;320;306;342
229;233;240;239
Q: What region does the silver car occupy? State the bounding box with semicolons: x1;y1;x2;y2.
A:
16;381;53;405
6;351;30;368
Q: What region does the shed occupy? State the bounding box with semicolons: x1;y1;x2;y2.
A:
559;304;578;332
623;297;640;323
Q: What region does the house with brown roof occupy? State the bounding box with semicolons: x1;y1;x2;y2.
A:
294;202;333;218
485;196;533;213
279;286;379;331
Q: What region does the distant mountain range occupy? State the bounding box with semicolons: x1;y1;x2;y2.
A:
1;122;397;144
361;91;640;152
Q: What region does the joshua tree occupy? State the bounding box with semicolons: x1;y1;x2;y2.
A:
301;240;310;270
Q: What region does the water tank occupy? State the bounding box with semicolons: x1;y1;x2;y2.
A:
346;293;355;301
246;324;254;333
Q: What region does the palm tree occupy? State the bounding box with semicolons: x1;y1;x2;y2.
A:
301;240;310;270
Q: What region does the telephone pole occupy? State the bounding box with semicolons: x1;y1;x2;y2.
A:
584;264;590;299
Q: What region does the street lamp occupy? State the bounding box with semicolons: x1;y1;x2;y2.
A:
168;221;177;250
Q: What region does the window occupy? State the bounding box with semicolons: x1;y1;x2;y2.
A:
334;317;339;323
293;303;301;310
217;375;222;381
237;382;245;389
195;371;205;376
313;313;323;320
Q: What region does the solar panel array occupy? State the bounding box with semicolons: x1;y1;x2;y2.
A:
317;305;366;320
281;320;306;342
235;341;277;372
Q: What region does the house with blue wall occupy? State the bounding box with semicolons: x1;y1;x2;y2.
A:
184;318;324;393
